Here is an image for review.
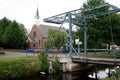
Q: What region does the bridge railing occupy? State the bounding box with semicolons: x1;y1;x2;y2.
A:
46;48;120;59
85;49;120;59
71;49;120;59
72;48;120;52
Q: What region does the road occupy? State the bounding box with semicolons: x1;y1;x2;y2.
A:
0;51;38;58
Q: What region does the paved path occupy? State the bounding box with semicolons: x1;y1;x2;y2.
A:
0;51;38;58
0;51;67;58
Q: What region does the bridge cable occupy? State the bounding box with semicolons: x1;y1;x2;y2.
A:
51;15;67;48
109;13;114;46
109;13;117;66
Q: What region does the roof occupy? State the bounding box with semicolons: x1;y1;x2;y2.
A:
35;7;40;19
26;37;38;43
37;24;67;38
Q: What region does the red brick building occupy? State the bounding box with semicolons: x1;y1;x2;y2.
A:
26;24;66;50
26;6;66;50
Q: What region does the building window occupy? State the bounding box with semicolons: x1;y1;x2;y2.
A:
33;31;36;37
39;40;40;46
33;43;35;49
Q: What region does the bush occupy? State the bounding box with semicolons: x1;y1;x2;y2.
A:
38;51;61;73
52;59;62;73
38;51;49;72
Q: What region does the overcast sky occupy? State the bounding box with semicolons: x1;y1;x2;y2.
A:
0;0;120;31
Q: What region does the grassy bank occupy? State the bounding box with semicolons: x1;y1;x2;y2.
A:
87;52;120;58
0;51;61;79
0;56;39;79
103;68;120;80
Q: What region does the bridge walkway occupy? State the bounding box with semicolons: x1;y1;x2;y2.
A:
72;56;120;66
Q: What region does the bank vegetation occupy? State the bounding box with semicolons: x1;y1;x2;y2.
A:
0;51;61;79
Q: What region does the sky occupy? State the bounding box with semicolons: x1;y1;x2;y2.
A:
0;0;120;31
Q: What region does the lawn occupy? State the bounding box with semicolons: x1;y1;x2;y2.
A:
0;56;39;79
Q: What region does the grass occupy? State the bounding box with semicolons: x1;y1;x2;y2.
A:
0;56;38;62
0;56;39;67
0;52;62;79
103;68;120;80
87;52;120;59
0;56;40;79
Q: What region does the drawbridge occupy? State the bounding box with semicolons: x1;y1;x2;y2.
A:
44;3;120;58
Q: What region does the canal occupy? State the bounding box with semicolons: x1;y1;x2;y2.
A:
16;65;118;80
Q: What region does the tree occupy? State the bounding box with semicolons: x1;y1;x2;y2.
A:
109;14;120;46
83;0;105;7
2;20;27;49
76;0;120;48
44;28;67;51
0;17;11;47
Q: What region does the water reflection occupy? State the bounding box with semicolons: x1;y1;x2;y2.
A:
89;70;108;79
19;70;95;80
61;71;95;80
17;66;119;80
89;66;119;80
45;71;95;80
48;75;53;80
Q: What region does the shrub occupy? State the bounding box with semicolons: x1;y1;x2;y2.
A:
52;59;62;73
38;51;61;73
38;51;49;72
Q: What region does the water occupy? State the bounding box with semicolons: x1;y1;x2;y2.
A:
15;66;118;80
20;71;96;80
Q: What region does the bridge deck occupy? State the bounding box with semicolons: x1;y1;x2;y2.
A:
72;56;120;66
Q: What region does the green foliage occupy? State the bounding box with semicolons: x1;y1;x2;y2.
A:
87;52;120;59
38;51;49;72
38;51;61;73
116;68;120;80
76;0;120;49
44;28;67;50
0;56;39;79
2;20;27;49
103;68;120;80
83;0;105;8
0;17;11;47
103;77;114;80
52;59;62;73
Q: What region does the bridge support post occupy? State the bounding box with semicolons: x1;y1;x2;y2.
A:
68;13;73;58
62;62;67;72
83;17;87;56
48;61;53;74
66;63;92;72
